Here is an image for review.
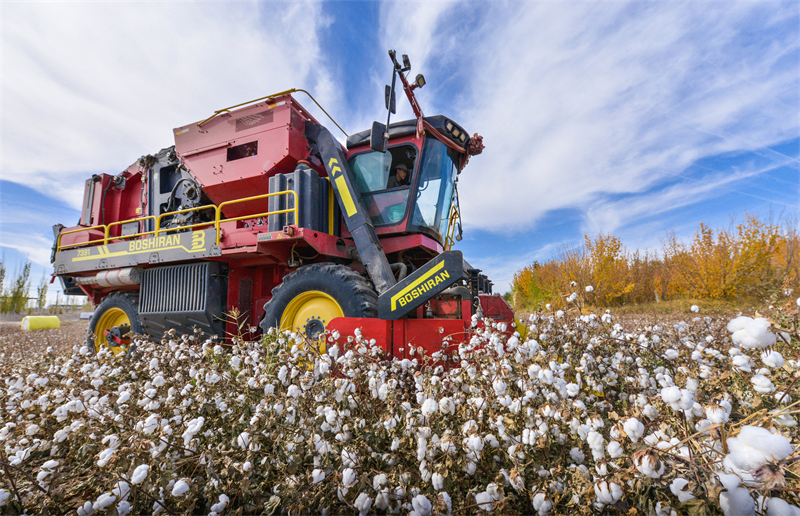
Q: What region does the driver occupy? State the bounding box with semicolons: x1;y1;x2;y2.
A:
387;163;411;188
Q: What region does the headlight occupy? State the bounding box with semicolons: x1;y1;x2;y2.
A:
445;121;453;132
452;128;460;138
459;133;467;143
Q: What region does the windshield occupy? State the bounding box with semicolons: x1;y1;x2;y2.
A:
411;138;458;238
348;144;417;226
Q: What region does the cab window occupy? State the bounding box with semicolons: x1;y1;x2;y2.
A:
348;145;417;226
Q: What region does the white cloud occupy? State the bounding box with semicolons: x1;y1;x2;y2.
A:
584;159;797;236
2;1;334;210
424;2;800;233
0;231;54;268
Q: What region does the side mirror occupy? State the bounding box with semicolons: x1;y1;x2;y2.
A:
370;121;388;153
384;85;396;114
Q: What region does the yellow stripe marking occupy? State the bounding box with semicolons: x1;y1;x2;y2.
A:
328;157;338;168
334;176;357;217
391;261;444;311
331;166;341;176
72;244;195;262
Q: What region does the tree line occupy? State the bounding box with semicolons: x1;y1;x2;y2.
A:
0;256;51;314
511;214;800;309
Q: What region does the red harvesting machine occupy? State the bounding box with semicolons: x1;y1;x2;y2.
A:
51;50;521;357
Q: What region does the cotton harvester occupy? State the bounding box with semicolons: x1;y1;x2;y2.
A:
51;50;520;356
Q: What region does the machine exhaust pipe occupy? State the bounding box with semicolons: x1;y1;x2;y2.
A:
74;267;142;287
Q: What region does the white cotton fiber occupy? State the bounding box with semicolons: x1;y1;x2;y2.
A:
727;317;776;349
723;426;793;471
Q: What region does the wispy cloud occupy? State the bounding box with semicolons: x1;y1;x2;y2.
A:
2;1;334;210
584;159;797;236
388;2;799;233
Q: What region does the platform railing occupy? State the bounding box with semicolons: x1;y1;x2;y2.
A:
56;190;298;252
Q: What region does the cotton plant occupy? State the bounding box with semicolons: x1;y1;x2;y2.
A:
2;304;800;514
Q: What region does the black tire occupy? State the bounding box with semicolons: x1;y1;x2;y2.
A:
89;292;143;355
259;263;378;337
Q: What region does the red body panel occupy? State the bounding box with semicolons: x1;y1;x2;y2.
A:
326;296;516;360
174;96;317;218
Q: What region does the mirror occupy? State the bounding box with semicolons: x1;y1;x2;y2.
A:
370;121;388;153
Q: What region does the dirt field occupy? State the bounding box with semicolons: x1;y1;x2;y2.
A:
0;319;88;361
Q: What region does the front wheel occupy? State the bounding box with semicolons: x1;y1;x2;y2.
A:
260;263;378;341
89;292;143;355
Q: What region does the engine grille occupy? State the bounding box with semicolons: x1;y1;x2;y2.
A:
140;263;208;314
139;262;226;339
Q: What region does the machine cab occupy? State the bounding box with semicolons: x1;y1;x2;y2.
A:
345;115;467;244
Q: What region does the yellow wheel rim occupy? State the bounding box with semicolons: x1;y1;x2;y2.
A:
95;307;130;355
279;290;344;354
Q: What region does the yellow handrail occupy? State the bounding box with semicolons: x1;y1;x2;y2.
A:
57;224;107;251
106;216;157;242
155;206;216;237
444;204;460;251
56;190;299;252
215;191;298;245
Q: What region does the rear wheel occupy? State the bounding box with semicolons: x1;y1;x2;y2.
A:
89;292;143;355
260;263;378;344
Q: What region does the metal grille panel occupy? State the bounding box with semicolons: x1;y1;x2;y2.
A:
140;263;208;314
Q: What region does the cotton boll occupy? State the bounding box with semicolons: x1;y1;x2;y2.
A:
593;481;623;507
607;441;623;458
724;426;793;471
623;418;644;443
728;316;777;349
706;404;730;424
116;501;132;516
566;383;580;397
312;469;325;484
751;375;776;394
93;492;116;512
210;494;230;513
733;355;752;372
142;415;159;435
171;479;190;497
634;450;664;478
587;431;605;461
762;351;785;369
432;472;444;491
373;473;387;490
660;386;681;405
762;497;800;516
354;493;373;516
421;398;438;417
718;473;754;516
570;447;585;464
770;410;797;428
474;491;494;511
412;495;432;516
669;478;695;502
532;492;552;515
342;468;357;487
129;464;150;487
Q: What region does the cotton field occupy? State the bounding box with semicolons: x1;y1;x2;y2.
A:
1;301;800;515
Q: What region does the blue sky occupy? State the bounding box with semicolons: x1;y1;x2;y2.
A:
2;1;798;297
